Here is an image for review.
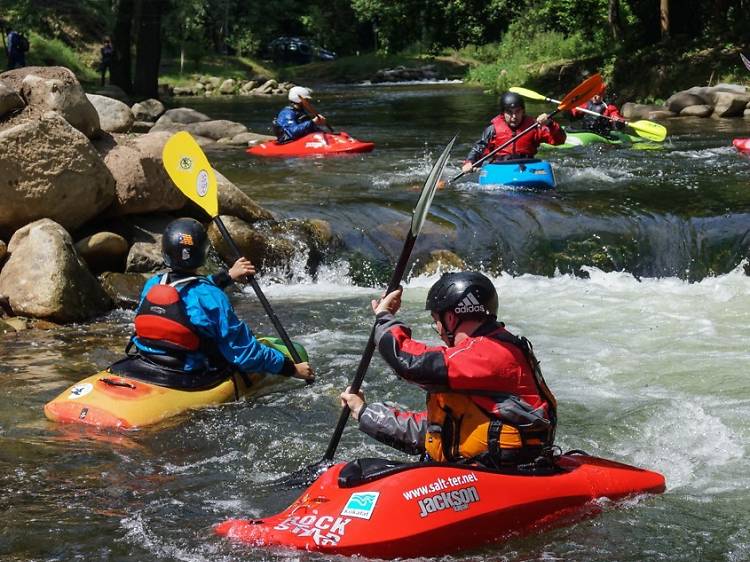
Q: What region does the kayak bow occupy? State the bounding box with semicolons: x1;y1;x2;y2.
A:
478;159;556;189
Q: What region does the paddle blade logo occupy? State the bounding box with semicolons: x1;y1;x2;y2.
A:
196;170;209;197
179;156;192;170
341;491;379;520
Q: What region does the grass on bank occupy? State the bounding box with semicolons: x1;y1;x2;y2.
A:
24;32;99;84
159;54;278;86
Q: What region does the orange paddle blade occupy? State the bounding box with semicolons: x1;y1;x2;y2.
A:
557;73;603;111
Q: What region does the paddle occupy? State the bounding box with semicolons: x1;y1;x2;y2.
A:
444;73;603;187
301;97;335;133
162;131;309;378
742;53;750;73
271;135;457;489
510;85;667;143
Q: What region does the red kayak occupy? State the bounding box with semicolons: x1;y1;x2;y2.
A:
733;138;750;153
246;131;375;157
216;453;665;558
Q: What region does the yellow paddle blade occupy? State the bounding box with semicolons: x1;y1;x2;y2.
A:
628;120;667;142
509;86;548;101
162;131;219;218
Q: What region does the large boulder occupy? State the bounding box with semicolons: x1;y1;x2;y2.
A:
0;219;111;322
123;214;175;273
680;105;713;117
75;231;129;273
666;91;708;114
0;111;115;236
162;107;211;124
87;93;134;133
99;271;148;309
185;119;248;141
0;66;100;138
621;102;667;120
100;131;186;216
131;98;165;121
0;81;24;118
711;91;750;118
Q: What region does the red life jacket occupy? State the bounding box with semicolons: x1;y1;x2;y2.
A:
134;275;202;353
487;115;539;159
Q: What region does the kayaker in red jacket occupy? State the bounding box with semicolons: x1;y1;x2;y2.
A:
570;85;625;137
340;272;557;468
461;91;566;173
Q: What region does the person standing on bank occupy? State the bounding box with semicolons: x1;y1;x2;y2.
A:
99;37;114;87
461;91;566;173
130;217;314;384
5;26;28;69
340;272;556;468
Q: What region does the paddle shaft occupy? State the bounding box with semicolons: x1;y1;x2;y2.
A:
546;94;629;126
302;98;334;133
212;216;304;366
322;231;417;461
447;108;562;185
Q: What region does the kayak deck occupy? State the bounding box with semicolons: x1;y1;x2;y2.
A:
216;453;665;558
246;131;375;157
44;337;305;429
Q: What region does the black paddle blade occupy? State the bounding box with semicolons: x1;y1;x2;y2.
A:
256;459;336;492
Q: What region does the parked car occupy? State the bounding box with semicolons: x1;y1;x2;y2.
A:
266;37;337;64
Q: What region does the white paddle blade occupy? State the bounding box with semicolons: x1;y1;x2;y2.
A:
412;135;457;237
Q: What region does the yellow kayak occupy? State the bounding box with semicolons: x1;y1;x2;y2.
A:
44;337;306;429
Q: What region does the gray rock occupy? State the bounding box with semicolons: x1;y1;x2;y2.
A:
2;66;101;138
0;81;24;118
215;171;274;224
123;214;174;273
711;91;750;118
99;271;148;309
163;107;211;124
87;93;135;133
131;98;165;121
414;249;466;276
0;219;111;322
132;120;154;133
680;105;713;117
93;84;130;104
666;91;708;113
186;119;248;141
647;110;677;120
219;79;237;94
75;231;129;273
621;102;667;120
207;215;295;269
0;112;115;236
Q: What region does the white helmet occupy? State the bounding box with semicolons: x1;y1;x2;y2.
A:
288;86;313;104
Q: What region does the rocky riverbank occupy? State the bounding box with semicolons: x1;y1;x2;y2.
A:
0;66;336;331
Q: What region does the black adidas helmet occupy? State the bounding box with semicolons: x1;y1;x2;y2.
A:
500;91;525;112
162;218;208;271
425;272;498;319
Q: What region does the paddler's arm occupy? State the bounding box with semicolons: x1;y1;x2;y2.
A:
197;286;314;381
340;388;427;455
210;257;256;289
277;106;318;138
535;113;566;145
462;124;495;173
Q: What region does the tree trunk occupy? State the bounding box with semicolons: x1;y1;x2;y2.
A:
133;0;166;99
608;0;623;42
111;0;134;94
660;0;670;40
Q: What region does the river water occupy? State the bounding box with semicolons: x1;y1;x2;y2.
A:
1;83;749;561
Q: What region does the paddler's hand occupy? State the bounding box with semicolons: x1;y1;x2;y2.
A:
313;114;327;126
293;361;315;382
461;162;475;173
536;113;553;126
228;257;256;281
340;386;366;420
372;287;403;316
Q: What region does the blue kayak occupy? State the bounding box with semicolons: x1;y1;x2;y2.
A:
478;159;556;189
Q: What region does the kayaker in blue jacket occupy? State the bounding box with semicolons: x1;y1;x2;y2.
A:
131;217;314;384
273;86;328;143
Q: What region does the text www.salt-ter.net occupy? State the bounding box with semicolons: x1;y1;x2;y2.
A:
402;472;478;500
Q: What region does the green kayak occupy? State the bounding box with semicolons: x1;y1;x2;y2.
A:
542;129;659;150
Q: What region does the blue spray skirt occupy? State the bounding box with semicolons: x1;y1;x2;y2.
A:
478;159;556;189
